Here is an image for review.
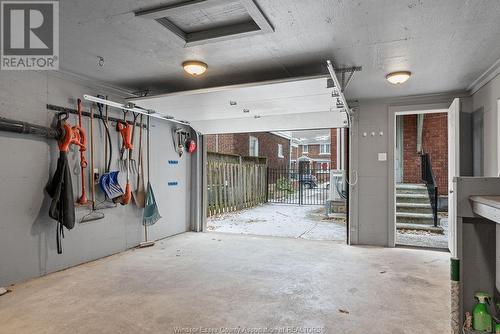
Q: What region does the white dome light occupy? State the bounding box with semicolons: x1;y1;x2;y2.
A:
386;71;411;84
183;61;207;76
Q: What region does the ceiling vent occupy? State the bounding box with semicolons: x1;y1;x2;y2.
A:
135;0;274;47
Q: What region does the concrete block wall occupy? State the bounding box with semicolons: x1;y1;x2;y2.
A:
0;71;194;286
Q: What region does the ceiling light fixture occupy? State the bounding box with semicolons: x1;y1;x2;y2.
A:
182;61;207;76
386;71;411;84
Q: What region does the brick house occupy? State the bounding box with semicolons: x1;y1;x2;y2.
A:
291;129;346;171
396;113;448;195
206;132;291;169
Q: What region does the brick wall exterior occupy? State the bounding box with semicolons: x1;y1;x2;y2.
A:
205;133;290;169
331;128;337;169
296;143;331;170
402;113;448;195
206;134;236;154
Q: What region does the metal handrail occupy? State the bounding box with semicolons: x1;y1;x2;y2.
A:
420;153;438;227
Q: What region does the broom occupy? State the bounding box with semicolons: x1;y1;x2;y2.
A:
139;115;161;248
81;104;105;223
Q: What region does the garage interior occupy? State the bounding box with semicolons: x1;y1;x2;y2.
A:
1;1;500;333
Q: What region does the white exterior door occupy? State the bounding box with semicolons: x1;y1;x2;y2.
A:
448;98;460;256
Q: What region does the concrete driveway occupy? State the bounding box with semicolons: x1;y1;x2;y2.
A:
207;203;346;242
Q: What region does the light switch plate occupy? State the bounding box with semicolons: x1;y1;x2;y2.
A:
378;153;387;161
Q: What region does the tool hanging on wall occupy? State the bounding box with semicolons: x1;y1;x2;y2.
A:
128;112;139;174
81;105;105;223
97;100;124;200
117;110;132;171
132;114;146;208
173;128;188;157
76;99;89;205
173;128;196;156
114;114;133;205
140;116;161;248
46;112;79;254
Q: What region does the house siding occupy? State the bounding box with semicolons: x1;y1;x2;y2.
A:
402;113;448;195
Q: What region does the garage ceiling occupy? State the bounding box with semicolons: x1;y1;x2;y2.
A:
132;75;348;134
61;0;500;99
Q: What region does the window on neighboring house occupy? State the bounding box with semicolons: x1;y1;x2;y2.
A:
278;144;284;158
249;136;259;157
320;144;330;155
302;145;309;153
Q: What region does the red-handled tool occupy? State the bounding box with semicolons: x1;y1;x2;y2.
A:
57;112;85;152
114;118;133;205
76;99;89;205
117;121;133;150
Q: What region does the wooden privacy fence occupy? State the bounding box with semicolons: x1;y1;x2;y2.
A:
207;153;267;217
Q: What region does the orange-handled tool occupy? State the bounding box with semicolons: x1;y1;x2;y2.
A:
76;99;89;205
117;121;133;150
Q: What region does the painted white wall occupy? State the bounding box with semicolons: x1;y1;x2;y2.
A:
350;93;469;246
471;73;500;176
0;71;194;286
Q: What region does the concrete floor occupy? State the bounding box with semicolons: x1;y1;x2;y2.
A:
0;232;450;334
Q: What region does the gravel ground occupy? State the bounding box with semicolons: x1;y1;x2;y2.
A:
207;203;346;242
396;217;449;249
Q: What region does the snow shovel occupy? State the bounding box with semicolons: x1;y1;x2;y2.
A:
97;100;123;200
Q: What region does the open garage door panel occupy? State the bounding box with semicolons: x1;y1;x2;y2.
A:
131;75;349;134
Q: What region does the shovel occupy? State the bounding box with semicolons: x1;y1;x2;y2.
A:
97;100;123;200
97;103;123;199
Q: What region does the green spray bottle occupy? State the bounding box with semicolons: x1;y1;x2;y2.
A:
473;291;492;332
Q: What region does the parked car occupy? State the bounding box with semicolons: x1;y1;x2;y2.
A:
300;174;317;189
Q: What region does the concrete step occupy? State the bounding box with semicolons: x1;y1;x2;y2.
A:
396;183;428;195
396;193;430;204
396;183;426;190
396;212;435;225
396;202;433;214
396;222;444;234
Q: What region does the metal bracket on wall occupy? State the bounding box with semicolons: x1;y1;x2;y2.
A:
338;66;362;92
46;104;147;129
326;60;359;127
